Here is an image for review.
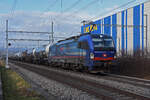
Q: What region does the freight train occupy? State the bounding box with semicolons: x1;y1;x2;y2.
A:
12;33;116;73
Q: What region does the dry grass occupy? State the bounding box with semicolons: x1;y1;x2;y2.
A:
0;61;45;100
0;60;5;67
116;50;150;79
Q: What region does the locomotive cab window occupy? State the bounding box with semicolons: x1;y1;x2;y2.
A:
103;38;114;47
78;41;89;50
92;35;115;51
92;38;103;48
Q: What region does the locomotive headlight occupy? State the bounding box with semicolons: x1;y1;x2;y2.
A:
90;53;94;59
103;54;107;57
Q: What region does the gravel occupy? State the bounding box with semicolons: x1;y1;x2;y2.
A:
26;63;150;98
10;63;99;100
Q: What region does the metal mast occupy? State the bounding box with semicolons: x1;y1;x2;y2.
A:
5;20;9;68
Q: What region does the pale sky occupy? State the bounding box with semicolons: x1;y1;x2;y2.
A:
0;0;147;51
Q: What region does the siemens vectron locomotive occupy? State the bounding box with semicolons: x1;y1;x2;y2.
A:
48;33;116;72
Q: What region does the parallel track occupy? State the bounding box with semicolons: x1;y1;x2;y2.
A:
105;74;150;88
10;61;150;100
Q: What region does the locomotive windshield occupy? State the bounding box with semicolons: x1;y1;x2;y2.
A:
92;35;115;51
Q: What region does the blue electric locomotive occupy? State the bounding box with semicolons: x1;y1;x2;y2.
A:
48;33;116;72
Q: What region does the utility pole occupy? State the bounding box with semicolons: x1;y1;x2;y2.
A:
51;21;54;43
5;20;9;69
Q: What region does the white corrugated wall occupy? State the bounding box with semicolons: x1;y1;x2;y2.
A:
117;12;122;55
81;1;150;55
144;1;150;52
127;6;134;54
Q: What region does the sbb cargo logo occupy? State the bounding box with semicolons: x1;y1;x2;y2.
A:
83;24;98;33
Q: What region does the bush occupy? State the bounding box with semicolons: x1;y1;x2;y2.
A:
116;50;150;78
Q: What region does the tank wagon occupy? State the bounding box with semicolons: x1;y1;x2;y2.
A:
32;47;47;64
12;52;22;61
48;33;116;72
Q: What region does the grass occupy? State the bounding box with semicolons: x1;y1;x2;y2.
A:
0;60;45;100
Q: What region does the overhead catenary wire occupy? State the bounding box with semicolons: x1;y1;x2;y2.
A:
61;0;145;36
21;0;58;32
54;0;98;23
51;0;102;35
51;0;82;39
53;0;99;35
89;0;142;21
9;0;18;19
19;0;58;36
53;0;83;21
4;0;62;51
42;0;59;14
54;0;84;22
16;0;59;47
63;0;83;12
60;0;98;20
61;0;62;13
56;0;146;30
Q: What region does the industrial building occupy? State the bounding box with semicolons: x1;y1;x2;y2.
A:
81;1;150;55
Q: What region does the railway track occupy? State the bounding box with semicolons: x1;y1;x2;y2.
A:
105;74;150;88
10;61;150;100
